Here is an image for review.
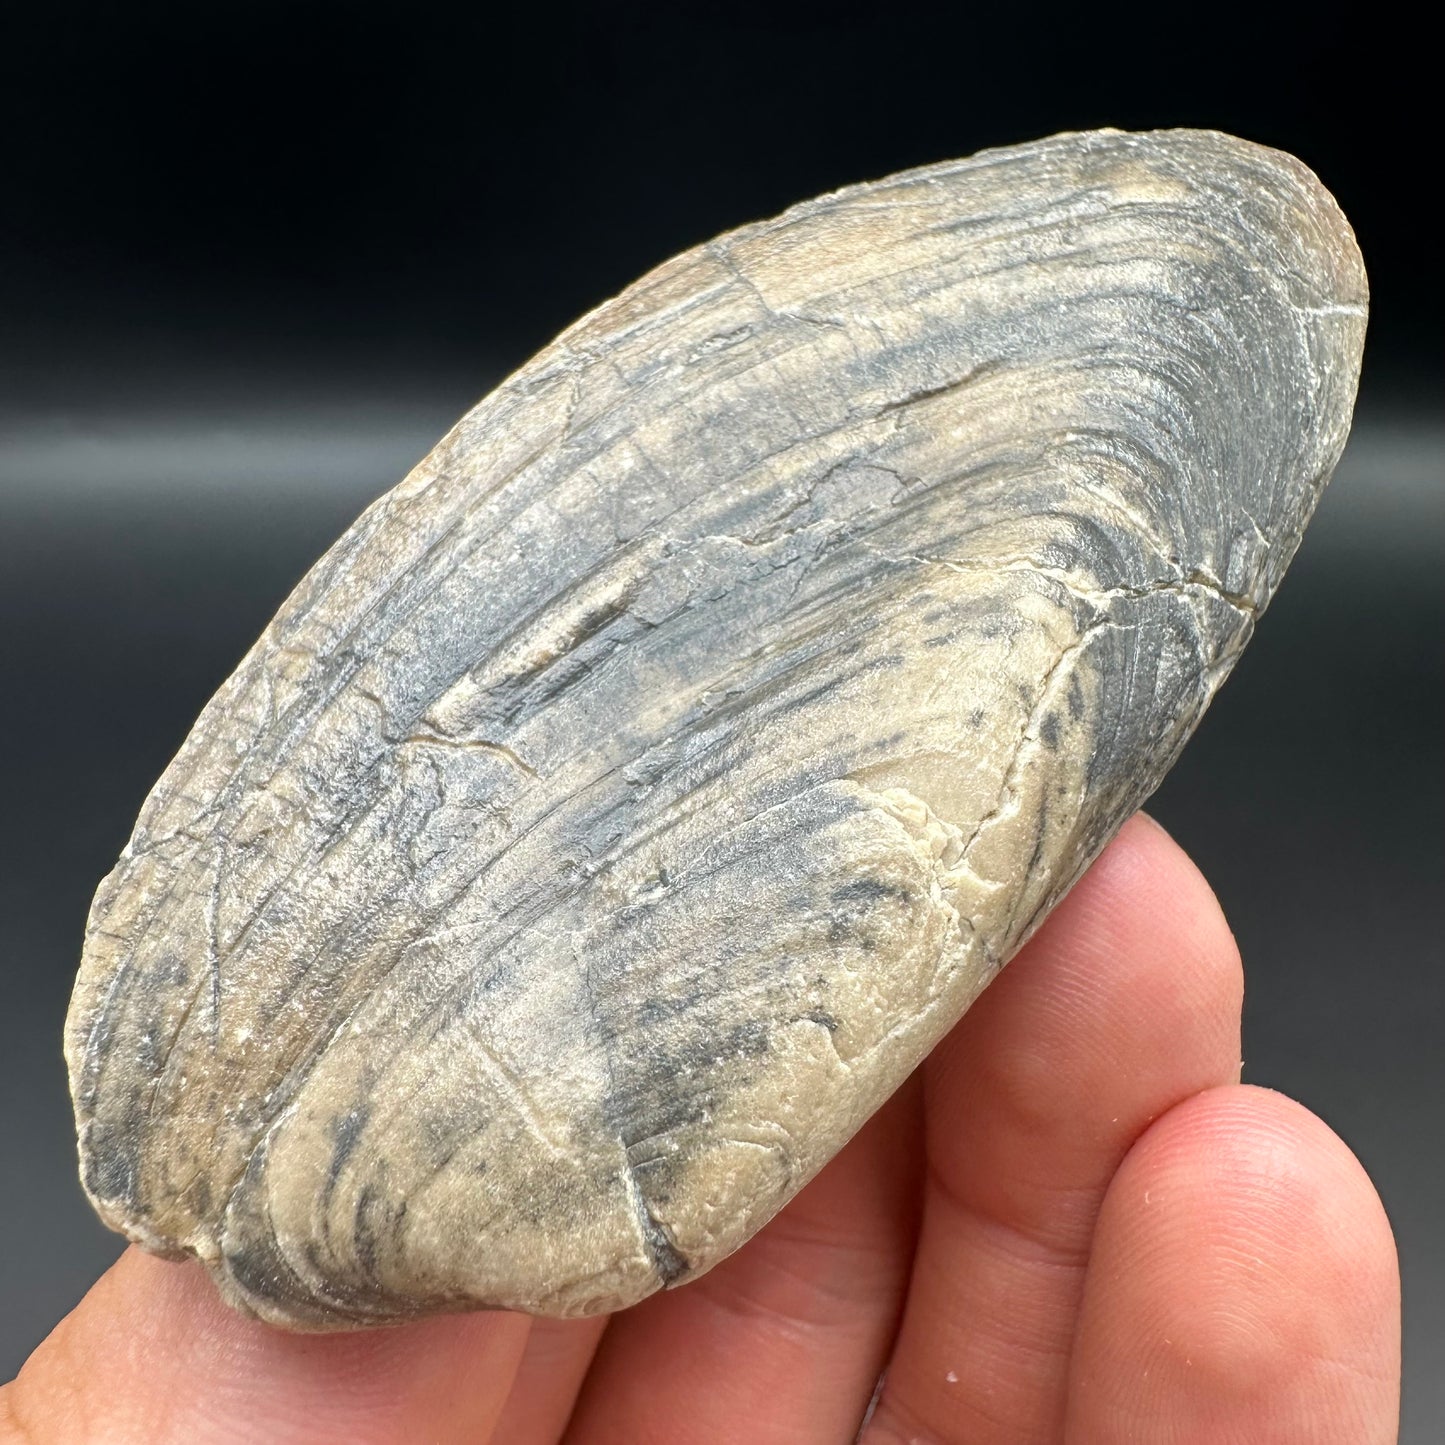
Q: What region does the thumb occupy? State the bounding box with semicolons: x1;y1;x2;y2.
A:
1;1246;530;1444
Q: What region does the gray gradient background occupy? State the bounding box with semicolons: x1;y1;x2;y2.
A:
1;3;1439;1436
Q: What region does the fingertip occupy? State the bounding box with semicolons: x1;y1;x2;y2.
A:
927;810;1245;1196
1066;812;1242;993
1070;1084;1400;1443
880;816;1251;1441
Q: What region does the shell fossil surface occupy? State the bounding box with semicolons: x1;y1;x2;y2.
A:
66;128;1366;1330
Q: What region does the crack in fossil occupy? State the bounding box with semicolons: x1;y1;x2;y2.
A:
706;243;849;335
399;731;539;779
871;358;1006;416
864;544;1259;619
957;617;1114;871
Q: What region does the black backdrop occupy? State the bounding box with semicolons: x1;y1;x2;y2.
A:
2;4;1438;403
1;3;1440;1435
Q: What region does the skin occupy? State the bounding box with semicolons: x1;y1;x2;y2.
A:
3;814;1400;1443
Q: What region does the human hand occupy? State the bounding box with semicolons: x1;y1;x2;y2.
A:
1;815;1399;1443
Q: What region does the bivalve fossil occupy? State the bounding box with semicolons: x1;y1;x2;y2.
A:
67;127;1367;1329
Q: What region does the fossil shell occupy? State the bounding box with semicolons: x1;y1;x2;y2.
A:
66;128;1366;1329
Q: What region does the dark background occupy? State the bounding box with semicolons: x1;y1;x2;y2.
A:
1;2;1439;1434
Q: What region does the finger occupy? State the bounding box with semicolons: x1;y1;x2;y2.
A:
0;1246;530;1445
864;812;1245;1444
491;1316;607;1445
1067;1084;1400;1443
563;1077;923;1445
